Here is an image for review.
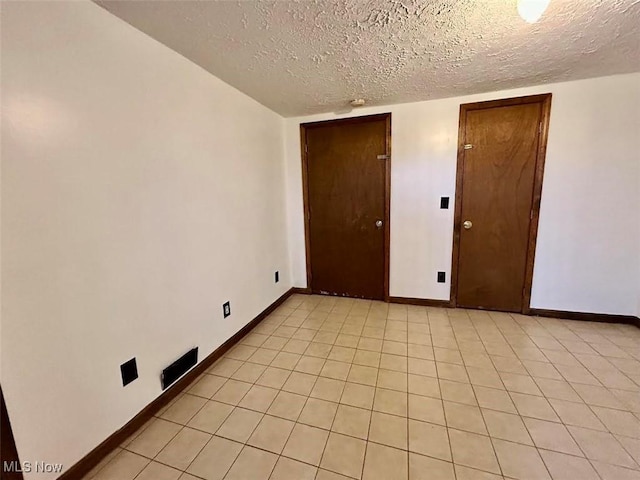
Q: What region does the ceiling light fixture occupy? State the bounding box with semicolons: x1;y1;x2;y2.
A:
517;0;551;23
350;99;366;107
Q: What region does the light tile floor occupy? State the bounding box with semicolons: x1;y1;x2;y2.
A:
84;294;640;480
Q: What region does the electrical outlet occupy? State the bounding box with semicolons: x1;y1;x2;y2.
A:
275;271;279;283
437;271;446;283
120;358;138;387
223;301;231;318
440;197;450;209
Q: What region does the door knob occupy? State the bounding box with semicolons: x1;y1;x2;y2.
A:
463;220;473;230
375;220;383;228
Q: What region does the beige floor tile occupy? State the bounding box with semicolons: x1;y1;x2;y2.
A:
523;360;563;380
316;470;353;480
369;411;407;449
341;382;375;409
440;380;476;405
283;423;330;466
617;434;640;465
211;379;252;406
248;348;279;366
408;344;435;360
358;337;383;352
348;364;379;386
523;417;582;455
215;407;263;442
435;347;464;365
238;384;278;412
270;457;318;480
186;436;242;480
125;296;640;480
373;387;407;416
466;367;504;389
186;400;234;434
321;360;352;380
126;418;181;458
267;391;307;420
282;371;318;396
256;366;291;389
409;453;455;480
207;358;243;377
407;373;441;399
408;358;437;377
540;450;600;480
571;383;626;409
362;327;385;340
160;394;207;425
336;334;360;348
272;351;302;370
315;331;339;345
499;372;542;396
481;409;533;445
224;445;278;480
244;333;271;347
226;345;258;361
262;336;288;351
156;427;211;470
444;401;487;435
321;432;367;479
382;341;408;356
591;461;640;480
377;369;407;392
385;330;407;342
312;377;346;402
473;386;516;413
454;464;503;480
547;398;606;430
362;442;408;480
380;353;408;373
135;461;181;480
591;405;640;438
534;377;582;402
408;394;445;425
306;342;333;359
568;425;637;468
295;355;326;375
492;439;550;480
449;428;500;474
332;404;371;439
284;338;311;354
92;450;149;480
188;374;227;399
408;419;451;461
510;392;559;421
353;350;381;367
247;414;295;454
329;346;357;363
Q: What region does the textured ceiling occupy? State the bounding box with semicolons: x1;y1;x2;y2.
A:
96;0;640;117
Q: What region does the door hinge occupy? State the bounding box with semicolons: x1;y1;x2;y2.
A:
464;144;473;150
305;144;308;153
377;154;389;160
539;122;542;134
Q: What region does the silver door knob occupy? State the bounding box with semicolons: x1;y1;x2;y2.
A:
375;220;383;228
463;220;473;230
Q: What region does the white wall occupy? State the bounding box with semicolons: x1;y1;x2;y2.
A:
285;73;640;316
1;1;290;478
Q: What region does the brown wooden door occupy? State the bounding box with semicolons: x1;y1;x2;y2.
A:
303;114;390;300
455;97;549;312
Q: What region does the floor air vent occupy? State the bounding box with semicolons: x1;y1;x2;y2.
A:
161;347;198;390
